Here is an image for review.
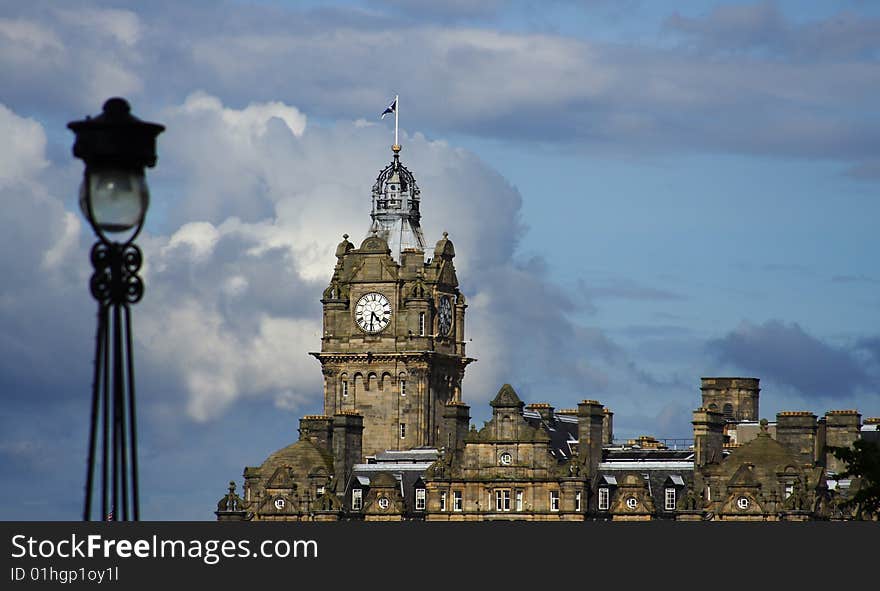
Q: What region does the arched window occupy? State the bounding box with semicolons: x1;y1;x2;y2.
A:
340;373;349;398
723;403;734;421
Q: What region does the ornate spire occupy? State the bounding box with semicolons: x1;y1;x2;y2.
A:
368;145;426;261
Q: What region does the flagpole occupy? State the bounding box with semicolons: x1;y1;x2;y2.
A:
394;94;399;148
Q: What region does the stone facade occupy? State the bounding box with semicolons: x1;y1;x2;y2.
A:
216;144;876;523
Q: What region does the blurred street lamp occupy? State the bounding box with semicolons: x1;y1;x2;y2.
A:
68;98;164;521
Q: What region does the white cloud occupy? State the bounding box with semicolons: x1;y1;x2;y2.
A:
0;104;48;184
56;8;142;47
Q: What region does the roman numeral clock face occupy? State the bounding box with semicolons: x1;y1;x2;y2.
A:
354;292;392;334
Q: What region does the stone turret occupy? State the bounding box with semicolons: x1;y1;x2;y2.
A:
700;377;760;422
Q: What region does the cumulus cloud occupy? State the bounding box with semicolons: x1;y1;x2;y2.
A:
707;320;873;400
4;1;878;173
0;89;654;426
134;92;654;419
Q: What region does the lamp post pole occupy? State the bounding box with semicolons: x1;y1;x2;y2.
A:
68;98;164;521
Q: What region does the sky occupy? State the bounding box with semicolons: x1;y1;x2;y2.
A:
0;0;878;520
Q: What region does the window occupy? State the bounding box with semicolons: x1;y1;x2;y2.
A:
499;452;512;466
415;488;426;511
598;488;610;510
352;489;362;511
550;491;560;512
626;497;638;510
341;380;349;397
784;484;793;499
274;498;285;510
400;379;406;397
378;497;389;510
440;491;447;512
705;486;712;501
665;488;676;511
575;491;582;512
737;496;750;510
515;490;523;512
418;312;425;336
316;485;325;496
400;423;406;439
723;403;734;421
453;491;463;512
495;489;511;512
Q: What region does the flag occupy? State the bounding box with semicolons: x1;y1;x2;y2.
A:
381;96;397;119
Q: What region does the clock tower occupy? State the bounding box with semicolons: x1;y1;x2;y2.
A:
311;145;474;458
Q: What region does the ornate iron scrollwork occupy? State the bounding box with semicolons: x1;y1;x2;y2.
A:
89;242;144;305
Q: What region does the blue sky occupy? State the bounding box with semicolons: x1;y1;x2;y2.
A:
0;0;878;519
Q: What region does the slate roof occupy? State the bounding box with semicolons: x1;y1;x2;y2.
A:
522;410;578;460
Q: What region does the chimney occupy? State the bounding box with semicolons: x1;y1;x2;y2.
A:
602;407;614;445
823;410;861;474
526;402;554;422
333;411;363;485
692;407;724;467
442;401;470;455
299;415;333;452
577;400;604;477
776;411;817;466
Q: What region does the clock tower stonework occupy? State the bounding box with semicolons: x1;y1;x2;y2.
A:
311;146;474;458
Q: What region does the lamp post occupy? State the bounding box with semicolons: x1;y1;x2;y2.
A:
68;98;164;521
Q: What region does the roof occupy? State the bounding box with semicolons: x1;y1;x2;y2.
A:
490;384;524;408
353;462;435;472
259;439;334;478
522;411;577;460
373;449;440;463
599;461;695;470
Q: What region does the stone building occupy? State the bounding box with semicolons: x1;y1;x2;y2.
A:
216;143;877;523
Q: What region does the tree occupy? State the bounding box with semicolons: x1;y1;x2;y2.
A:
829;440;880;520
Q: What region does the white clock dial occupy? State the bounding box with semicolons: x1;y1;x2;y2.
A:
355;292;392;334
438;295;453;336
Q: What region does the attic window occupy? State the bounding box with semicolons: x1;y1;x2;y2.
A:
665;488;676;511
352;489;362;511
416;488;426;511
598;488;610;510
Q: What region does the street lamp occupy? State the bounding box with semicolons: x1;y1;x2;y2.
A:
68;98;164;521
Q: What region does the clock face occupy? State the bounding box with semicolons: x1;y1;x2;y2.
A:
355;292;392;334
438;295;453;336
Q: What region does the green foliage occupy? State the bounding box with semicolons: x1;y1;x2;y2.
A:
829;440;880;519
